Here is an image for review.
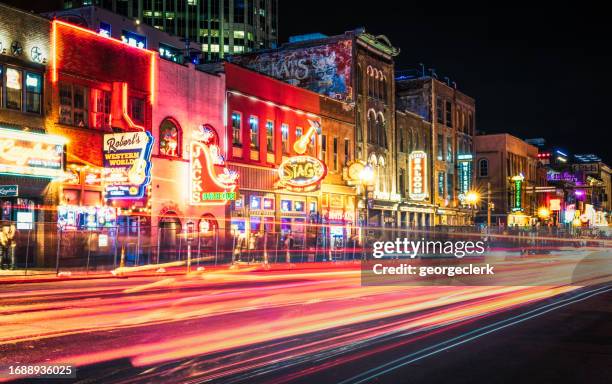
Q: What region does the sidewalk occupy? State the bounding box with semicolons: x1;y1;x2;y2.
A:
0;260;361;285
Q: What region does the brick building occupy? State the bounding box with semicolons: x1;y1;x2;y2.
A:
396;74;476;225
473;133;539;226
229;29;401;233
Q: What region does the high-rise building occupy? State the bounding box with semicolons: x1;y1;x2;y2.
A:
60;0;278;61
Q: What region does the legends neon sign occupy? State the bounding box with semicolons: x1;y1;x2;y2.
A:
189;127;238;206
408;151;428;201
0;127;66;178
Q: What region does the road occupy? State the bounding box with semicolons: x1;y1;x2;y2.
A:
0;257;610;383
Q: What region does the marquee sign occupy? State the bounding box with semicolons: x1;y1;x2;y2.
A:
278;155;327;191
408;151;428;201
189;127;238;206
0;127;66;178
103;132;153;199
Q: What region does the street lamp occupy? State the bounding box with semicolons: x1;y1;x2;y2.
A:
359;164;374;257
537;206;550;220
465;191;480;207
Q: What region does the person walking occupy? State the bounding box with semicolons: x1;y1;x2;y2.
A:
284;231;294;264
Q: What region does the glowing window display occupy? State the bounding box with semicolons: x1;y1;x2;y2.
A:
0;127;66;178
57;205;117;230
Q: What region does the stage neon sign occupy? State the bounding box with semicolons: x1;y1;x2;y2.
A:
278;155;327;190
408;151;427;201
0;127;66;179
189;127;238;206
278;119;326;191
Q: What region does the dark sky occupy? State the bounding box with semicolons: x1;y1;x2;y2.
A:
6;0;609;162
279;1;609;163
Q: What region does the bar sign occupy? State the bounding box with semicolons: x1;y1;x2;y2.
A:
0;185;18;197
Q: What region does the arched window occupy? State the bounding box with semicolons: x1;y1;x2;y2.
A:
478;158;489;177
159;118;181;157
377;112;386;148
367;109;376;144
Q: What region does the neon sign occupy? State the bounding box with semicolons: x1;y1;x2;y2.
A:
189;127;238;206
103;132;153;199
408;151;428;201
278;155;327;190
511;174;524;212
278;119;326;191
0;127;66;178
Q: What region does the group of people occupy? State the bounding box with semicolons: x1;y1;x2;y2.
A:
0;222;17;270
232;231;295;264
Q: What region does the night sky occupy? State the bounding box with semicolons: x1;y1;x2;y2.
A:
6;1;609;162
279;1;609;162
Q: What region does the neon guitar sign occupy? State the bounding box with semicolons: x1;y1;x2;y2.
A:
278;119;327;191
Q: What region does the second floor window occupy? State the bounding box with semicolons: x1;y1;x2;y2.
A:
344;138;350;165
92;89;111;129
159;118;181;157
437;134;444;161
249;116;259;149
59;83;88;127
445;101;453;127
129;96;145;126
232;112;242;146
281;123;289;154
479;158;489;177
266;120;274;153
436;97;444;124
321;134;327;162
333;137;338;171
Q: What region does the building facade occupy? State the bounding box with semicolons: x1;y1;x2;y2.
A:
60;0;279;61
395;110;434;226
473;133;539;226
396;75;476;226
200;62;357;259
229;29;401;234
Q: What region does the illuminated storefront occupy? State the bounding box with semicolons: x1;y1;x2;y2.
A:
0;127;67;226
221;62;357;258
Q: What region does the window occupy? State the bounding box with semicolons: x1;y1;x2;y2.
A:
129;97;145;126
281;199;292;212
344;138;350;165
437;134;444;161
436;97;444;124
59;83;89;127
92;88;110;129
333;137;338;171
479;158;489;177
159;118;181;157
25;72;42;114
445;101;453;127
321;134;327;162
438;172;445;197
232;112;242;147
266;120;274;153
447;137;453;162
5;68;22;111
447;173;453;200
249;116;259;149
281;123;289;154
399;168;405;195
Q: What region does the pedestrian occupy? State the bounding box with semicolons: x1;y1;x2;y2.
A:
233;232;246;263
248;232;259;263
0;222;16;270
284;231;294;264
